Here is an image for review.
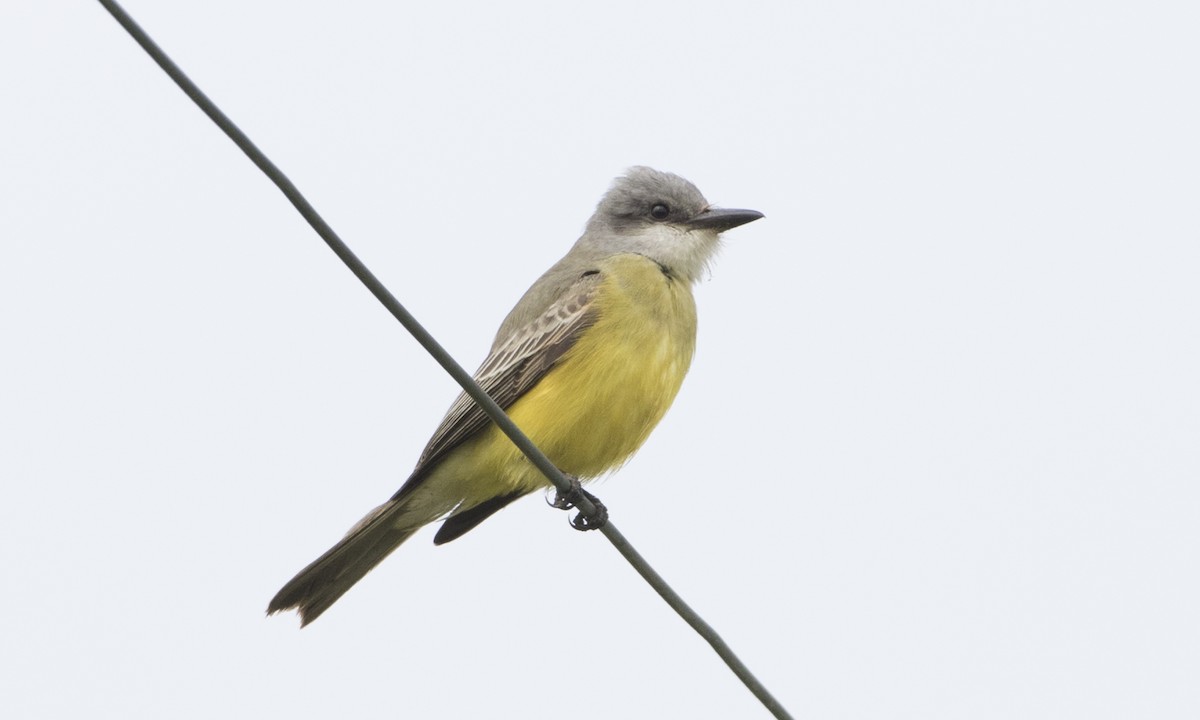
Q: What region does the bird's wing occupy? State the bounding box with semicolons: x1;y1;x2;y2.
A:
392;271;602;500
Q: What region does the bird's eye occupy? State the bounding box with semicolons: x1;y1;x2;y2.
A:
650;204;670;220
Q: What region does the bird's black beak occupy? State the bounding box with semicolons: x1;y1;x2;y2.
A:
685;207;764;232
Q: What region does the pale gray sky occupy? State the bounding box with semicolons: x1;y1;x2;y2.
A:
2;1;1198;718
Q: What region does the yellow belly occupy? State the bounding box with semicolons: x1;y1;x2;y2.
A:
435;253;698;504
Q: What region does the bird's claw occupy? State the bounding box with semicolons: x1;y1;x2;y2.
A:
547;475;608;531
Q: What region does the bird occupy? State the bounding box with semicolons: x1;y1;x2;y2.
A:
268;167;763;625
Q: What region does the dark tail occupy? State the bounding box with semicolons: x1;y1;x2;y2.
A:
267;499;419;626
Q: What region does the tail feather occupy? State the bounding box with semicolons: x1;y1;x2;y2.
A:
267;499;419;626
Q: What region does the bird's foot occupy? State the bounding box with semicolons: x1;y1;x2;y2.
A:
547;475;608;531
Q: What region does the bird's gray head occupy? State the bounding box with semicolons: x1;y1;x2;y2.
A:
579;167;763;283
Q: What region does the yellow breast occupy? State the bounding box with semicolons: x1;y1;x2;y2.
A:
464;253;698;494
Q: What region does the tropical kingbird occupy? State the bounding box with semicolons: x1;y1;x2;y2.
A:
268;167;762;625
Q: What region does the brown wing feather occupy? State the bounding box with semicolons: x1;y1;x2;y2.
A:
390;273;601;501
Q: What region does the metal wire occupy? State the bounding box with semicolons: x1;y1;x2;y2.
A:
95;2;794;717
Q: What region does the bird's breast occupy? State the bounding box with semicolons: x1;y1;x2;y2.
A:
504;253;698;478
